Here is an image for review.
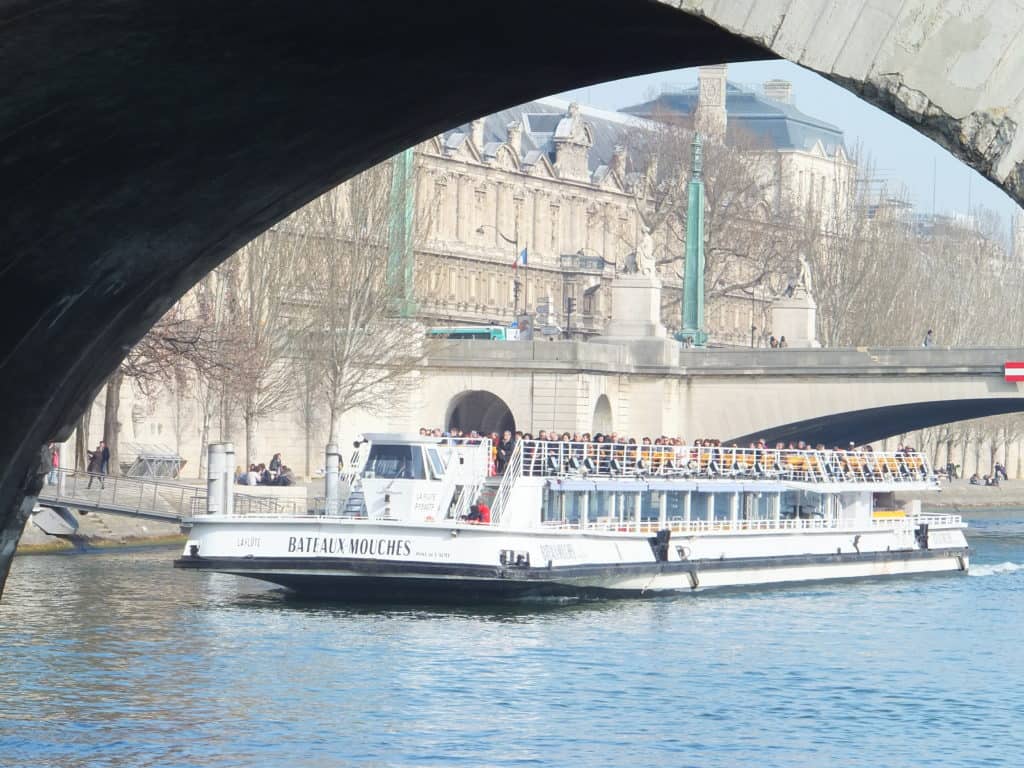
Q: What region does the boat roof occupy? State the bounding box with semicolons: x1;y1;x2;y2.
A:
359;433;437;446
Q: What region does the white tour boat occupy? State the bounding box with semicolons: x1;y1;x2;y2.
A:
175;434;969;600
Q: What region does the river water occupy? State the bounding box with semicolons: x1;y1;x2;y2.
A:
1;514;1022;768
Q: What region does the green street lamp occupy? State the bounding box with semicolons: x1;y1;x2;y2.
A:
675;133;708;347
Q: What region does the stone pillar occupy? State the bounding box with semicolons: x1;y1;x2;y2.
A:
206;443;225;515
223;442;235;517
325;443;341;515
469;118;484;153
507;120;522;156
695;64;727;138
602;273;667;338
770;290;820;348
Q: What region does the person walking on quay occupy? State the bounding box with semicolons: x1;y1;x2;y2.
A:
99;439;110;475
86;443;105;489
922;329;935;347
47;443;59;485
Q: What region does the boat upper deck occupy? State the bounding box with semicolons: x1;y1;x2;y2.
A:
509;440;936;488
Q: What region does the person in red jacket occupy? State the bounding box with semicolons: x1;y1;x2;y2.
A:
465;503;491;524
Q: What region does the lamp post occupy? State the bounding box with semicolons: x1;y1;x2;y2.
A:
743;287;757;348
675;133;708;346
476;223;521;315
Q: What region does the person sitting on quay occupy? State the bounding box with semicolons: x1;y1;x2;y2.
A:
269;452;283;474
969;472;982;485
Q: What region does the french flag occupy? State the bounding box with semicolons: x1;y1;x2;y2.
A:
512;247;528;269
1006;361;1024;382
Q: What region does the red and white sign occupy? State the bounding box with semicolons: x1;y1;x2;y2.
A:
1005;362;1024;381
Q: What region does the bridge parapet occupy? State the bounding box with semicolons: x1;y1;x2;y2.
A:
427;340;1024;377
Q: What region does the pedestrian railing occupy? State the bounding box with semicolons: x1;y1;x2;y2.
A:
39;468;205;523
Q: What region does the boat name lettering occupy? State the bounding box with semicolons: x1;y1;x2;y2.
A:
237;536;261;548
539;543;579;562
287;536;412;557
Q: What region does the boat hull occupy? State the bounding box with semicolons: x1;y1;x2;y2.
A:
174;546;969;602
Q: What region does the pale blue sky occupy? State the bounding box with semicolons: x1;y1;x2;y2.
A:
556;60;1019;230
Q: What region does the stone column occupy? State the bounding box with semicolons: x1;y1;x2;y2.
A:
325;443;341;515
223;442;235;517
206;443;225;515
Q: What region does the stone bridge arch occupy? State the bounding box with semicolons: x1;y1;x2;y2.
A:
731;398;1024;448
6;0;1024;589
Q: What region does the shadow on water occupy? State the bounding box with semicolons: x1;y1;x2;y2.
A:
220;566;974;623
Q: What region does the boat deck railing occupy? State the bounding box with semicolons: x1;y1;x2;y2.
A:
514;441;935;485
540;513;962;534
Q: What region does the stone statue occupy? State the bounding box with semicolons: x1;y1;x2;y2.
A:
637;229;656;276
796;253;813;295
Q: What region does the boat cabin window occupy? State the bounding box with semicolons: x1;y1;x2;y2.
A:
425;448;446;480
362;444;426;480
781;490;825;519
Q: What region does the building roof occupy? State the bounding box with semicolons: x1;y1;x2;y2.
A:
445;97;649;174
621;82;846;155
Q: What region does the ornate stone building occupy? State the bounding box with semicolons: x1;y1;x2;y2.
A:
411;64;855;344
413;99;646;336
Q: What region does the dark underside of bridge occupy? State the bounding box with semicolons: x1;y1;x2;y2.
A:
0;1;772;592
731;398;1024;448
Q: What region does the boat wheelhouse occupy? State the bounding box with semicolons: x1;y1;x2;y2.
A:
175;434;968;601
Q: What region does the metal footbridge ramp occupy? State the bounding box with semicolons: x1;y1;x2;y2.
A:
37;469;206;525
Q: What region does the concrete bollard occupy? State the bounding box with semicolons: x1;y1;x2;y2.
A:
223;442;235;517
325;443;341;515
207;443;226;515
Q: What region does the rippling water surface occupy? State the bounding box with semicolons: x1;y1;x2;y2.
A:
2;514;1023;768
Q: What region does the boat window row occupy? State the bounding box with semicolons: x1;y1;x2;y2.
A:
540;488;830;526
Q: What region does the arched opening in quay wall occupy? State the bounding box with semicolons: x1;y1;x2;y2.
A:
446;391;516;437
592;395;614;435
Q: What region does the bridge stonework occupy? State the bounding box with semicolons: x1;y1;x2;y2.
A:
422;342;1024;445
670;0;1024;204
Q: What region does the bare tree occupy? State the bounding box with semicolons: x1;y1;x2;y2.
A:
291;335;325;479
625;111;806;323
286;159;426;444
101;298;220;473
220;233;303;466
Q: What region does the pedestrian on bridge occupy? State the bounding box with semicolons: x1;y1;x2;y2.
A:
86;443;104;489
922;329;935;347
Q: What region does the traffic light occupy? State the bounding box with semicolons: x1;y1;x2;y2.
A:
566;296;576;314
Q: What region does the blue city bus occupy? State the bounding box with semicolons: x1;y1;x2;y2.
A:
426;326;517;341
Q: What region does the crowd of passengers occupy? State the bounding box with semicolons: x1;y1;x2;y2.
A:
416;426;928;480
